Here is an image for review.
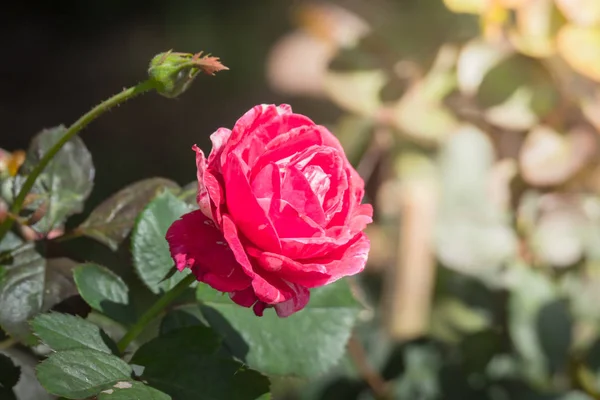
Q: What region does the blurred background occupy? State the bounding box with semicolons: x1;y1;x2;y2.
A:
4;0;600;399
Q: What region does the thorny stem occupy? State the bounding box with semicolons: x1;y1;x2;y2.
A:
0;79;158;243
117;273;197;354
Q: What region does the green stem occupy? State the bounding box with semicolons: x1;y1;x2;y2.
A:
117;273;197;354
0;79;158;242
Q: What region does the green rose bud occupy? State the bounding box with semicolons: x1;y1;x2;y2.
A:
148;50;229;98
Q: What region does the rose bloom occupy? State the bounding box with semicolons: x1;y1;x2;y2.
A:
166;104;372;317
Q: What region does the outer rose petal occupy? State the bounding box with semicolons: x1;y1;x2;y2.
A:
274;285;310;317
229;286;258;307
203;171;226;225
253;301;269;317
224;153;281;252
193;144;226;224
166;210;251;292
251;272;310;315
230;270;310;317
255;233;370;288
221;214;257;278
250;125;323;174
221;104;291;167
235;113;316;168
192;145;212;219
349;203;374;233
328;167;367;228
207;127;231;171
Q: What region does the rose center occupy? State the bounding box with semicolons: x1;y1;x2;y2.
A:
300;165;330;205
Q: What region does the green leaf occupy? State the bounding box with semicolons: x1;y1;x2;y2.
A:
158;265;178;284
394;344;441;400
477;55;559;130
31;312;117;354
196;279;361;377
0;244;44;342
0;353;20;389
0;232;24;269
131;325;221;363
536;299;573;374
131;326;270;400
435;125;517;280
159;307;206;335
73;263;134;325
97;381;171;400
0;244;78;343
36;349;132;399
17;126;94;233
131;191;193;294
391;62;458;143
0;232;23;253
323;70;387;117
459;329;502;374
78;178;180;251
508;263;557;387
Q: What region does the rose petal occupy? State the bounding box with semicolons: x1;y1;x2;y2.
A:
253;301;269;316
229;286;272;317
256;233;370;288
221;213;257;278
229;286;258;307
280;231;353;260
252;164;325;236
251;272;309;310
251;162;281;200
290;146;348;223
207;127;231;171
349;167;366;204
317;124;347;155
250;125;323;173
221;104;294;167
258;198;323;239
281;166;326;226
327;167;365;228
192;145;212;219
240;113;315;166
255;251;328;286
166;210;251;292
274;285;310;317
224;153;281;252
316;232;370;282
349;203;374;233
203;171;226;225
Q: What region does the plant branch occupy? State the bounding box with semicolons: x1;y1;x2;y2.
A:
0;337;17;351
0;79;158;242
117;273;197;354
347;334;390;400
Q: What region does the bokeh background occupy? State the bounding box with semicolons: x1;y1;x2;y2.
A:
4;0;600;399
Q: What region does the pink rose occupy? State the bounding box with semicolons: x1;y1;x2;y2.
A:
166;104;372;317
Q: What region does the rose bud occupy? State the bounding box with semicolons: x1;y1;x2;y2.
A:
148;50;228;98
